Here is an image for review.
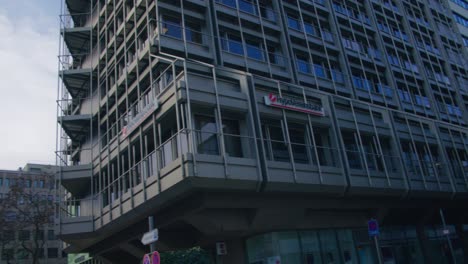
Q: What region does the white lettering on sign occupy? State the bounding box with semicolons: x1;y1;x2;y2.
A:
267;256;281;264
141;229;159;245
216;242;227;256
264;93;325;116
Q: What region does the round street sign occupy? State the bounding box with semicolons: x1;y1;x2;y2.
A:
368;219;380;237
152;251;160;264
142;254;151;264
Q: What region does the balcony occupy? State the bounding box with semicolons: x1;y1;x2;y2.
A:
58;196;96;240
65;0;91;16
215;0;278;25
61;13;96;55
152;19;213;61
403;157;453;195
351;76;394;102
60;164;92;196
59;54;95;99
345;149;406;195
333;3;371;25
58;114;92;142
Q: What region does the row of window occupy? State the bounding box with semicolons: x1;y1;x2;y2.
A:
94;101;468;209
453;12;468;27
398;89;462;117
0;193;57;204
246;226;465;264
161;16;203;44
333;2;371;25
342;38;383;61
1;248;63;261
0;178;47;188
216;0;277;22
1;229;56;242
382;0;400;12
286;16;334;43
377;21;410;41
451;0;468;10
351;76;393;97
397;89;431;108
161;7;462;71
415;39;441;55
295;54;345;83
426;70;452;85
387;54;419;73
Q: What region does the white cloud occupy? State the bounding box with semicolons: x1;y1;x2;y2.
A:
0;9;58;169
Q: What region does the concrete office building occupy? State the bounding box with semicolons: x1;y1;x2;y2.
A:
0;164;66;263
56;0;468;263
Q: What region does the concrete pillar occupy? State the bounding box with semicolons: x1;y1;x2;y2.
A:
416;225;434;264
455;222;468;261
215;238;247;264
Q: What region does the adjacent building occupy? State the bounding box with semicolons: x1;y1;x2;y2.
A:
56;0;468;263
448;0;468;49
0;164;66;264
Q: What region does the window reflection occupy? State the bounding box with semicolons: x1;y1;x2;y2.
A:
195;115;219;155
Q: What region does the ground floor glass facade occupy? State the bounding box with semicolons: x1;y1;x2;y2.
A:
246;226;465;264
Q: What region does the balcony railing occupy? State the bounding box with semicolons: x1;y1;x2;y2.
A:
352;76;393;97
345;149;402;174
215;0;278;23
60;13;92;29
403;158;448;181
264;138;341;168
296;60;348;84
333;3;371;25
220;37;288;66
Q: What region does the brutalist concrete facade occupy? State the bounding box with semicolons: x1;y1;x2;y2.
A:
56;0;468;263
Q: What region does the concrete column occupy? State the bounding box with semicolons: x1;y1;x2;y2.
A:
455;222;468;261
216;238;247;264
416;225;434;264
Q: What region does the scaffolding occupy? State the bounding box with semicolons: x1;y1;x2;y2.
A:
56;0;97;244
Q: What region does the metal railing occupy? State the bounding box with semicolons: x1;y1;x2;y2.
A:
345;149;402;173
263;138;341;168
60;12;92;29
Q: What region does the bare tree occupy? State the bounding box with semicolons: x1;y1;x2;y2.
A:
0;196;17;264
0;174;55;264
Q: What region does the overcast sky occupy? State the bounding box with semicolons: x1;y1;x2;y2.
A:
0;0;61;170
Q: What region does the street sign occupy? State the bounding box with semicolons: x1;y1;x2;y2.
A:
152;251;160;264
442;229;450;235
216;242;227;255
142;254;151;264
267;256;281;264
368;219;380;237
141;229;159;245
142;251;160;264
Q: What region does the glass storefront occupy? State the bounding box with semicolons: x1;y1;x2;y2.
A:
246;226;465;264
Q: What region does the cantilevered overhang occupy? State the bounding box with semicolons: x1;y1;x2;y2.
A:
60;164;92;196
61;27;93;56
59;114;91;142
60;68;93;98
65;0;91;16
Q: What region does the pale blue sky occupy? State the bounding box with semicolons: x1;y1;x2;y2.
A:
0;0;62;169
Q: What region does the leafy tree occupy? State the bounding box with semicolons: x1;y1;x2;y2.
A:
160;247;213;264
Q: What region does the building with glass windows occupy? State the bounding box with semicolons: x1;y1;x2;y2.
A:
449;0;468;49
0;164;66;263
56;0;468;263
